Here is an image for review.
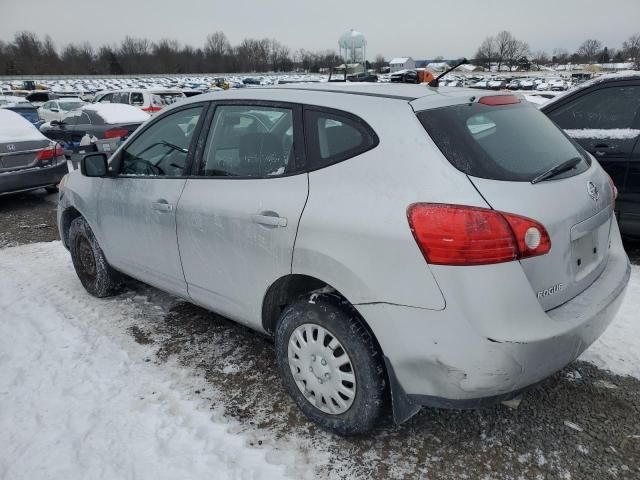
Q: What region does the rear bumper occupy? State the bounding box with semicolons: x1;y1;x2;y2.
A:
358;220;630;416
0;161;68;195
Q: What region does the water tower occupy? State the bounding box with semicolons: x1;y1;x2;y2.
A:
338;29;367;64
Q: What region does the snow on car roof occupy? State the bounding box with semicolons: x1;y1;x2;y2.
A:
0;109;47;143
57;97;83;102
82;103;150;124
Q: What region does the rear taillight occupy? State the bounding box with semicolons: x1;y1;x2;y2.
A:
142;105;162;113
606;174;618;202
104;128;129;139
36;144;64;161
407;203;551;266
479;95;520;106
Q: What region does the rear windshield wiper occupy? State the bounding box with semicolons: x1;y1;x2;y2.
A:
531;156;584;184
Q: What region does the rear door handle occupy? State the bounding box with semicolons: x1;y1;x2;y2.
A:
252;213;287;227
151;200;173;212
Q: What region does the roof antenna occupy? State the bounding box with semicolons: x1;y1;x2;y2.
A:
428;58;469;87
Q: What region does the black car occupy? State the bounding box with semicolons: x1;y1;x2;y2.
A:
542;73;640;237
346;72;378;82
40;106;148;148
390;69;418;84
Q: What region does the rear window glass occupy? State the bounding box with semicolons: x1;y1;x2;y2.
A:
59;101;84;111
417;101;590;182
151;93;185;107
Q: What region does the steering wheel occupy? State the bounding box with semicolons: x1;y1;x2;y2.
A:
122;158;165;176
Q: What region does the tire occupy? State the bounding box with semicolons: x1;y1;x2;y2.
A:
275;293;387;436
45;186;58;193
68;216;120;297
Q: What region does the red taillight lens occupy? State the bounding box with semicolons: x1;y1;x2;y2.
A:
104;128;129;139
36;144;64;161
407;204;551;266
479;95;520;106
142;105;162;113
606;174;618;202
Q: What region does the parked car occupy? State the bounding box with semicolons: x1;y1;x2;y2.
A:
0;109;67;195
40;103;150;147
25;90;57;106
542;72;640;237
0;96;43;128
390;69;419;83
57;84;629;436
38;97;85;122
346;72;379;82
93;89;186;114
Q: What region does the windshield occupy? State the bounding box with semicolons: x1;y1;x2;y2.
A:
417;101;590;182
150;93;185;107
59;101;84;111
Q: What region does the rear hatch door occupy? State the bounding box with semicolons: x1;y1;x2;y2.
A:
416;96;615;310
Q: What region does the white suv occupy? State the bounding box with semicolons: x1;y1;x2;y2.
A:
93;89;186;114
58;84;630;435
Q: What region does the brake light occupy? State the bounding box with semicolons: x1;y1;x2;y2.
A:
104;128;129;139
479;95;520;106
142;105;162;113
606;174;618;202
407;204;551;266
36;144;64;161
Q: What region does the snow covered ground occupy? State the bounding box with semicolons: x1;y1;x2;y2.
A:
0;241;638;479
0;242;289;480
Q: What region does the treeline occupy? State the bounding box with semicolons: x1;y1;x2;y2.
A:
475;31;640;71
0;31;345;75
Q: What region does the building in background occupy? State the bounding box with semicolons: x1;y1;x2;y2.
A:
389;57;415;72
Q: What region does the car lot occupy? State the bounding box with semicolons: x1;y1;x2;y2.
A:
1;188;639;479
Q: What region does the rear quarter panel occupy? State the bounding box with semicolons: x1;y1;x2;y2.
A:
292;98;490;310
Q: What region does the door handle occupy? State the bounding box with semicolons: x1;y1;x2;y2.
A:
151;200;173;212
252;213;287;227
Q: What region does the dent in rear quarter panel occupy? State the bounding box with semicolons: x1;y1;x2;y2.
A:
292;99;490;310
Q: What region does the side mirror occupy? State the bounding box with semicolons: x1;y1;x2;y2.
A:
81;153;109;177
50;120;64;127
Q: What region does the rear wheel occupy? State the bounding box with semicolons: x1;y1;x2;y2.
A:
68;216;120;297
275;294;387;435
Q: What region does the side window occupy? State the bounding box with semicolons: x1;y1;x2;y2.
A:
120;106;202;177
42;101;51;109
130;92;144;106
113;92;129;104
304;109;377;169
99;93;113;103
548;86;640;131
200;105;294;177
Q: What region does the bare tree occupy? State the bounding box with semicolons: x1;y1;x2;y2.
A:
494;31;515;71
474;36;495;69
552;48;569;64
532;50;550;68
576;39;602;63
372;54;386;72
622;33;640;69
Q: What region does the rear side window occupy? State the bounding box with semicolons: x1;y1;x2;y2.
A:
547;86;640;130
304;109;377;169
130;92;144;106
417;101;590;182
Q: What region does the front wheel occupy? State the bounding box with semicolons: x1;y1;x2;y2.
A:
275;294;387;436
68;216;121;297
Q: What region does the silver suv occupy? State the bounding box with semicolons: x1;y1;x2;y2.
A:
57;84;630;435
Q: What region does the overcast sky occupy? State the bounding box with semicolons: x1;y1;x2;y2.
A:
1;0;638;59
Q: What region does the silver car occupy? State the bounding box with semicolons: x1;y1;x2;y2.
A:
57;84;630;435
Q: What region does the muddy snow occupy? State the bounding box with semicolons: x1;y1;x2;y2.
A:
1;241;639;479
